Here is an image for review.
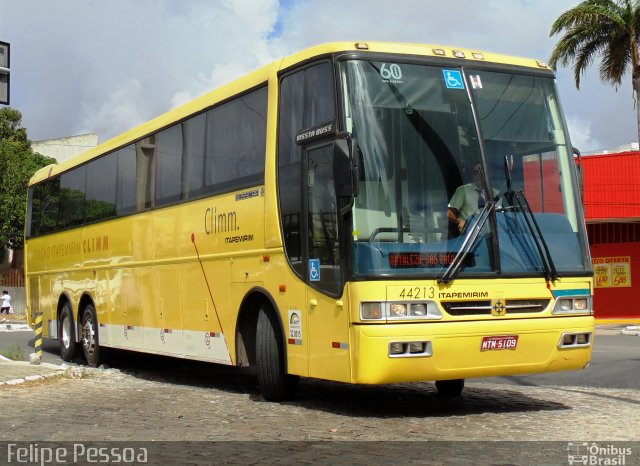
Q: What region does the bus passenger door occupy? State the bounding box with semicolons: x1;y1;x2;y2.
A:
305;142;351;382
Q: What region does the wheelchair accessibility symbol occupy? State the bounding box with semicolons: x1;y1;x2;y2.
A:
443;70;465;89
309;259;321;281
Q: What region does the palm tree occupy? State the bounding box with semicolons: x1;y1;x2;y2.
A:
549;0;640;144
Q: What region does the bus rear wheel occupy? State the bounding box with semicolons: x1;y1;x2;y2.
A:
435;379;465;397
58;303;77;361
81;305;101;367
256;307;298;401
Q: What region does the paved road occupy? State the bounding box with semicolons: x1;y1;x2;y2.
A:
487;333;640;389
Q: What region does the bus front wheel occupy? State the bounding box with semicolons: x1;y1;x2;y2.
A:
58;303;77;362
81;305;101;367
435;379;465;397
256;307;298;401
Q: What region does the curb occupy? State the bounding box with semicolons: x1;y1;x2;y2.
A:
620;325;640;336
0;356;70;386
595;318;640;325
0;322;33;332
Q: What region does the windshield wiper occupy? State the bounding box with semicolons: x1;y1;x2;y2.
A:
438;200;495;284
439;164;496;284
502;156;558;282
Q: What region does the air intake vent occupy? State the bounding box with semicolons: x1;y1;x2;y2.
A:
442;299;550;316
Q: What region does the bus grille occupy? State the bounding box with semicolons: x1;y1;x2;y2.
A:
442;299;550;316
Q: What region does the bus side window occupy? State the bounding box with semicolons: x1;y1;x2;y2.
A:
278;70;306;276
204;86;267;195
155;124;183;207
59;166;87;229
116;145;137;216
29;178;61;236
85;154;117;223
135;135;156;211
182;113;206;199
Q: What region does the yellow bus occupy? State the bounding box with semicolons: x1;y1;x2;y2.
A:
25;42;594;400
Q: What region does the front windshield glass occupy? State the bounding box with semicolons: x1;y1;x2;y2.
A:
340;59;590;277
468;69;590;274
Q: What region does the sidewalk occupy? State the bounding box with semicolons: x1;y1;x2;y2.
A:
0;357;67;385
0;315;69;386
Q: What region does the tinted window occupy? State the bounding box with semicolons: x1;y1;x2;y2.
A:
305;62;335;125
307;143;341;295
59;167;86;229
86;155;117;223
204;86;267;193
155;124;183;206
135;136;156;210
183;113;206;199
29;178;61;237
116;145;137;216
27;86;269;237
277;61;336;279
278;71;306;276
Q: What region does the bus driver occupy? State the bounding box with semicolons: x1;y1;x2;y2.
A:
447;163;499;235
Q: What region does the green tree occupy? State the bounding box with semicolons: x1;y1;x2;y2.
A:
549;0;640;143
0;108;56;249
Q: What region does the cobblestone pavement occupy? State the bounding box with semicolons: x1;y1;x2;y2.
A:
1;360;638;443
3;321;639;463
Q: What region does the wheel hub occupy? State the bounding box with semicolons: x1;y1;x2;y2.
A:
82;319;96;355
62;317;71;349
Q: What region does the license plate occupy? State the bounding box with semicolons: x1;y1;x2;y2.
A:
480;335;518;351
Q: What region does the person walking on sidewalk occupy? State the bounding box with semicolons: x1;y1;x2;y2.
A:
1;290;11;321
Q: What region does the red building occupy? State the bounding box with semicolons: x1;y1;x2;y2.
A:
579;150;640;319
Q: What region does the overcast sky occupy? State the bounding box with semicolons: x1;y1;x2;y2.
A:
0;0;636;153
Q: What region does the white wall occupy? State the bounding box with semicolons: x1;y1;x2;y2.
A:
32;133;99;163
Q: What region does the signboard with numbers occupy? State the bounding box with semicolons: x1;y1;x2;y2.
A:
592;256;631;288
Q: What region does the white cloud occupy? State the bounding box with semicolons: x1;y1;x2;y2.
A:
171;62;254;108
80;79;153;141
566;116;604;153
0;0;637;150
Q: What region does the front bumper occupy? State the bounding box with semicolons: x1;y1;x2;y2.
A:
351;316;594;384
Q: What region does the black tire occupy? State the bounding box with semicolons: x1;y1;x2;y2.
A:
80;304;101;367
435;379;465;398
256;307;298;401
58;303;77;361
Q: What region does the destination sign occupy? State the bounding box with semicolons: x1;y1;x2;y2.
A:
388;252;475;268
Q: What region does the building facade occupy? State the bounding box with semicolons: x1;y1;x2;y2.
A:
580;150;640;319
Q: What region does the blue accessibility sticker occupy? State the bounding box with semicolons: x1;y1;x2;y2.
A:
309;259;321;281
443;69;465;89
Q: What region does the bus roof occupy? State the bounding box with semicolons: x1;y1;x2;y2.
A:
29;41;550;185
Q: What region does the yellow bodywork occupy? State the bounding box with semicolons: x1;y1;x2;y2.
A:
25;41;593;385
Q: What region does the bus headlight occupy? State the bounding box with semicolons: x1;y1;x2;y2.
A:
361;301;443;321
389;342;405;354
361;302;383;320
410;303;428;316
552;296;592;315
390;303;407;317
574;298;588;311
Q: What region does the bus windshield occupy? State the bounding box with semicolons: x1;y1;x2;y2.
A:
340;60;591;278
